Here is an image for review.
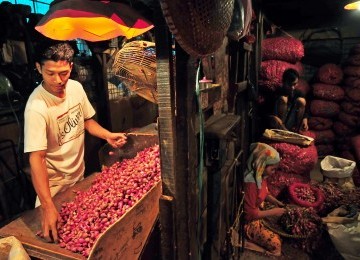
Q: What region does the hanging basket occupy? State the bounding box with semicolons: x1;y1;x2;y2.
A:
160;0;234;57
112;41;158;103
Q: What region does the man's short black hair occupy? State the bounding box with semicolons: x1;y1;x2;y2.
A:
34;40;76;65
282;68;299;85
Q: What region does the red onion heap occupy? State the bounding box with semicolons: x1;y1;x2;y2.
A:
57;145;161;257
312;182;344;216
280;207;322;237
279;207;323;252
288;183;324;209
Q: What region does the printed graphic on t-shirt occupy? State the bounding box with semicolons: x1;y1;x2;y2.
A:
57;104;84;146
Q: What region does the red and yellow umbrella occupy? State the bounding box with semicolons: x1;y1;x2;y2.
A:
35;0;154;42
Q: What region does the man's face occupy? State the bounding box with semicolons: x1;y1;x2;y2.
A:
36;60;73;98
284;78;298;95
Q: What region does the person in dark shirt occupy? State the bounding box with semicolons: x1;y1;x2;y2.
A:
268;68;309;133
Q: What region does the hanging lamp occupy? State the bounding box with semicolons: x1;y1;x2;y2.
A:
344;1;360;10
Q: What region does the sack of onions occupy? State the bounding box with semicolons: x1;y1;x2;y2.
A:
288;182;325;209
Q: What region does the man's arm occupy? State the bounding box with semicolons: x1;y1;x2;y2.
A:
84;118;127;148
29;151;60;242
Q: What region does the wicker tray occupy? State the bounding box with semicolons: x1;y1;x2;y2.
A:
261;216;307;239
261;204;308;239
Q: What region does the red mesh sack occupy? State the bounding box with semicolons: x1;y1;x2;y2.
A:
288;183;324;209
343;66;360;77
312;83;345;101
339;150;356;161
259;60;303;92
262;37;304;63
341;101;360;116
267;170;310;198
316;63;343;85
333;121;356;136
345;54;360;66
310;100;340;118
335;136;352;151
349;44;360;55
338;111;360;127
343;76;360;87
302;130;316;139
351;135;360;161
353;167;360;187
295;78;311;96
344;95;360;106
345;86;360;102
269;142;318;176
316;144;334;157
308;117;333;131
313;129;335;144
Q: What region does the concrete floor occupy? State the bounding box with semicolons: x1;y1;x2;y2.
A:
238;225;344;260
239;242;311;260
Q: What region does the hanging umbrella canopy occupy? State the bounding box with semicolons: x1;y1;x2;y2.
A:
35;0;154;42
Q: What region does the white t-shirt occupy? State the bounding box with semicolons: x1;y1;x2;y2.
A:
24;79;95;186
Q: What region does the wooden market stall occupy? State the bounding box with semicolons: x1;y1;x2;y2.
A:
0;132;161;259
0;171;161;260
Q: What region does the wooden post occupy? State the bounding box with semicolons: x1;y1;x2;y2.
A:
154;5;199;258
154;7;177;259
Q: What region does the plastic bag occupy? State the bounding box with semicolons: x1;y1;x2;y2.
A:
320;156;356;178
326;214;360;260
0;236;30;260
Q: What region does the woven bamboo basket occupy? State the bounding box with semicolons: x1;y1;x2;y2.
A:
261;217;308;239
261;204;308;239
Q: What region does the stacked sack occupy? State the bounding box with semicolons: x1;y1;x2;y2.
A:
341;44;360;186
308;63;344;157
259;37;318;197
266;133;318;198
259;36;305;93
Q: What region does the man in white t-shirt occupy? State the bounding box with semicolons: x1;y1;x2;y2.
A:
24;41;127;243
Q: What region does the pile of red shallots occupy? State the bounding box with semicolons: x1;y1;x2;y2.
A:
288;183;324;209
311;182;344;216
279;207;323;253
58;145;161;257
293;186;316;203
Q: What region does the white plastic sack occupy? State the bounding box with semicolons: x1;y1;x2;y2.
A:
320;156;356;178
0;236;30;260
327;214;360;260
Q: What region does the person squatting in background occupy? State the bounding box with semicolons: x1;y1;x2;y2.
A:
243;142;286;256
268;68;309;133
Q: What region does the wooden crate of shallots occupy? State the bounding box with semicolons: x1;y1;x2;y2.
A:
0;176;161;259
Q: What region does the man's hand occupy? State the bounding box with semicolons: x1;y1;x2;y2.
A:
40;204;60;243
301;118;309;131
106;132;127;148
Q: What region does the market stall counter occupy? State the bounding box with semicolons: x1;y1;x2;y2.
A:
0;174;161;260
0;131;161;260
